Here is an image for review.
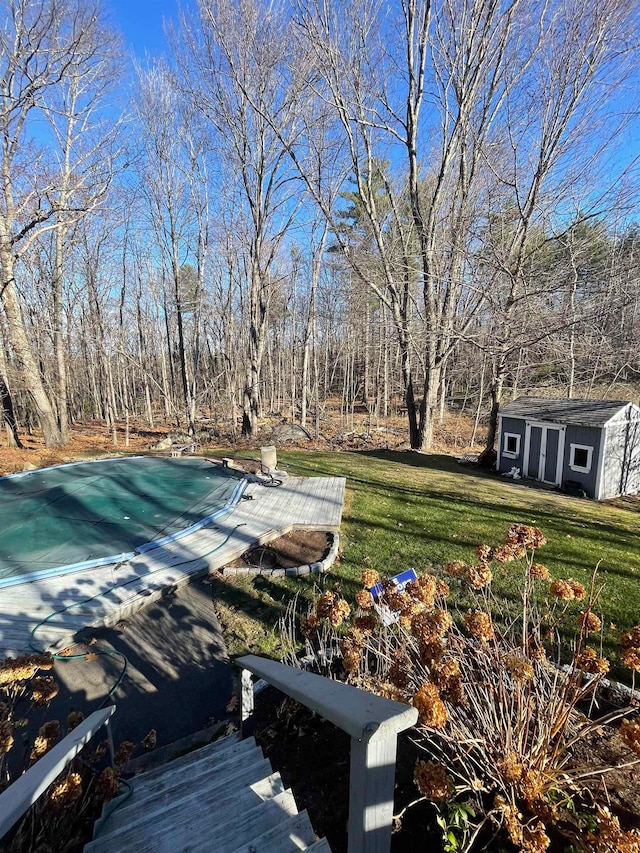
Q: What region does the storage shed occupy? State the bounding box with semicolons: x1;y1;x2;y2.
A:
497;397;640;499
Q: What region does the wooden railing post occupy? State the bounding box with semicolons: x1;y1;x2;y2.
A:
236;655;418;853
240;668;254;738
348;726;399;853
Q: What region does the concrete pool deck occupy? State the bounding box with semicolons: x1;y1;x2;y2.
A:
0;474;346;658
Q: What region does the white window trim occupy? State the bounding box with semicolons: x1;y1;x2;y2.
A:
569;443;593;474
502;432;521;459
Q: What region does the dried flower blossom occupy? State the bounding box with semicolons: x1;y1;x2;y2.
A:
620;627;640;672
330;598;351;627
464;610;494;642
381;578;397;596
355;589;374;610
430;658;461;688
316;591;337;620
114;741;134;768
67;711;84;730
506;524;546;549
0;652;54;686
411;609;452;642
622;648;640;672
589;806;640;853
412;682;447;729
0;720;13;756
445;560;467;578
465;563;493;589
361;569;380;588
300;613;319;639
549;579;576;600
341;630;365;675
498;751;524;784
406;575;437;608
388;655;412;689
579;611;602;634
31;721;60;760
567;578;586;600
95;767;120;801
410;612;431;642
522;821;551;852
347;628;367;649
495;795;523;847
504;653;535;682
431;658;464;703
620;626;640;650
476;544;493;563
619;718;640;757
418;638;446;665
492;545;516;563
435;579;450;598
414;760;452;802
374;680;409;703
576;647;609;675
517;767;546;809
31;676;59;707
49;772;82;806
342;647;361;675
317;592;351;626
391;593;424;629
529;563;551;580
354;615;378;635
530;643;547;663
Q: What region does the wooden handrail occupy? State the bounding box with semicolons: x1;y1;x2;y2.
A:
237;654;418;853
0;705;115;840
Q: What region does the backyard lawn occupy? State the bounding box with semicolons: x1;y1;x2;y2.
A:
211;449;640;674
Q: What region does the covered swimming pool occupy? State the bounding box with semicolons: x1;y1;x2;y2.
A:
0;456;246;588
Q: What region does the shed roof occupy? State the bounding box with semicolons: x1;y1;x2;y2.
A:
500;397;633;427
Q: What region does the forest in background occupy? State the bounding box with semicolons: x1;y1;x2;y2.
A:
0;0;639;452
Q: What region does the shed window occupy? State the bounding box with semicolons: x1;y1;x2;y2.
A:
503;432;520;458
569;443;593;473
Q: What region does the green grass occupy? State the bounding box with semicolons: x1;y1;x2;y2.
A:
212;449;640;673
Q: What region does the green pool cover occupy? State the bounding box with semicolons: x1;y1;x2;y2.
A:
0;457;246;588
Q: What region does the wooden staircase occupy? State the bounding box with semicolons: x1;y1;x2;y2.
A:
84;731;330;853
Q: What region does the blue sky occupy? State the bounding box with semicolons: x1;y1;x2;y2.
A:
108;0;185;56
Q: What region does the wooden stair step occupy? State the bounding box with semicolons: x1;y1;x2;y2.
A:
226;809;319;853
88;788;298;853
127;731;250;786
95;755;272;838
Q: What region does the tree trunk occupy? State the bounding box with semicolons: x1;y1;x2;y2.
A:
53;223;70;441
0;340;23;448
0;249;64;446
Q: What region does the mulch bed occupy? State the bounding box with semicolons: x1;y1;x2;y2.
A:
227;530;332;571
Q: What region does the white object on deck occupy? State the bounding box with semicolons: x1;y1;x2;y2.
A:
260;445;287;478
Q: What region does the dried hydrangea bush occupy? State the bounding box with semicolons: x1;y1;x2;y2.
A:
0;652;145;852
282;524;640;852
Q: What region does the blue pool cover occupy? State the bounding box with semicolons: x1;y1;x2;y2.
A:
0;456;246;588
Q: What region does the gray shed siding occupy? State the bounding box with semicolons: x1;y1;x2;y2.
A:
498;417;526;474
601;418;640;499
562;425;601;498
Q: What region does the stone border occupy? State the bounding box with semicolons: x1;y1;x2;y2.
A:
221;531;340;578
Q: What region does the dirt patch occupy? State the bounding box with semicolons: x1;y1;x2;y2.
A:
227;530;332;571
0;404;488;477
